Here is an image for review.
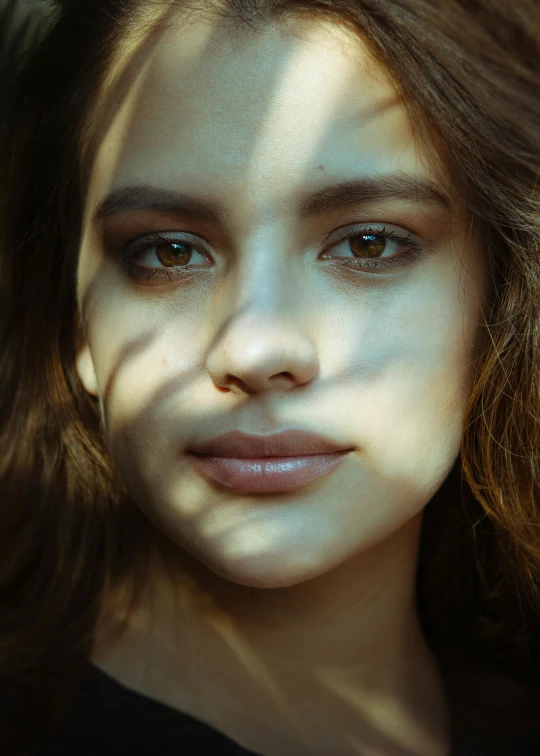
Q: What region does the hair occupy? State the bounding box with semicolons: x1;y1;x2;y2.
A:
1;0;540;753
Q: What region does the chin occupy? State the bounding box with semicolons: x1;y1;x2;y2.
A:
194;548;335;590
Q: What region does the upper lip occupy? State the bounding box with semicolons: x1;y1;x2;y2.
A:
188;430;354;458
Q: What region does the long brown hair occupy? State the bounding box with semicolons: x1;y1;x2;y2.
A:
1;0;540;753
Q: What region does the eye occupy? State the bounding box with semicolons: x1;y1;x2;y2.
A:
138;239;207;268
328;231;401;259
321;225;427;271
114;232;211;283
113;223;428;286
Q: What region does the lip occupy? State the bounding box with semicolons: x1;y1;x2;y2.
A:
187;430;354;493
187;430;353;458
187;452;351;493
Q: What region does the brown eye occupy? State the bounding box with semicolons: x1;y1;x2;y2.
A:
349;234;386;258
155;242;193;267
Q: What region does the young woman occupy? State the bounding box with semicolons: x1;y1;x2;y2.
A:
1;1;540;754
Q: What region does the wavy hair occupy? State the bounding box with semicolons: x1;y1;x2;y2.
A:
1;0;540;753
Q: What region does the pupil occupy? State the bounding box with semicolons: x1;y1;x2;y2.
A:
156;243;191;267
351;234;385;258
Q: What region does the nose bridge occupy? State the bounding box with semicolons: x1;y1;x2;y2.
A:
226;224;301;314
205;228;318;394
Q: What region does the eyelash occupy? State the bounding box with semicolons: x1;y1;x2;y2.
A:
114;226;428;284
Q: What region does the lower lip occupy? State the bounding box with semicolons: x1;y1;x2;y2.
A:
187;452;351;493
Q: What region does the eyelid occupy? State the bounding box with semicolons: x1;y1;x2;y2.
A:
121;221;422;252
115;230;212;262
322;221;420;246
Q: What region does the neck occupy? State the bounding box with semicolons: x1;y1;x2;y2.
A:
138;514;453;754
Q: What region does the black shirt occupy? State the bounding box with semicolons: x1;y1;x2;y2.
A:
39;661;540;755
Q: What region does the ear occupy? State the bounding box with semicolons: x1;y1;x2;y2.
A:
75;343;99;397
74;314;99;398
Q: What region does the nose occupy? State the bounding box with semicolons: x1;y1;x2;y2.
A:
206;307;318;396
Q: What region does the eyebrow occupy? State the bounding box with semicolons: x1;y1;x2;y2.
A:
92;172;450;226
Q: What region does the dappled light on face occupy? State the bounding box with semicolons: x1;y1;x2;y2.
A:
235;20;404;203
73;7;486;637
69;9;491;756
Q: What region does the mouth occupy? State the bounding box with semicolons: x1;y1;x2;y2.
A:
187;451;352;494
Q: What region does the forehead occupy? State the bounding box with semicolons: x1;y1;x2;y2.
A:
87;11;444;223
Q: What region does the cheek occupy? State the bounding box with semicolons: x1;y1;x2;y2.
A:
356;285;477;489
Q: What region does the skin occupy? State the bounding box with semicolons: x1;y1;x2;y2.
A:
75;10;489;756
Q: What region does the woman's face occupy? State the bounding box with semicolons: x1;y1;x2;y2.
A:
76;13;488;589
